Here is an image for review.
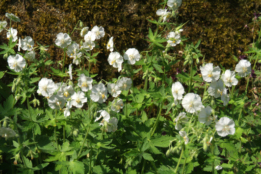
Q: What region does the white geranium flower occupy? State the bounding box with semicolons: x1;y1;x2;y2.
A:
117;77;132;91
57;83;74;99
200;63;221;82
124;48;141;65
48;94;66;110
55;33;72;49
221;89;229;106
235;59;251;77
179;131;189;144
72;52;82;65
7;28;18;42
198;106;217;125
175;112;188;130
0;21;7;33
107;117;118;132
111;98;124;112
91;26;105;39
64;108;70;117
107;37;114;52
208;79;225;98
37;78;58;98
167;0;182;8
80;27;89;37
172;81;185;100
107;83;121;97
78;74;93;92
5;13;20;22
95;110;110;123
84;31;96;42
108;52;123;72
221;70;238;87
215;165;222;170
0;127;16;138
81;40;95;51
156;9;171;22
90;83;108;103
182;93;204;113
24;50;36;61
71;91;87;108
68;64;73;80
167;32;181;47
7;54;26;72
21;36;34;51
67;42;79;58
215;117;235;137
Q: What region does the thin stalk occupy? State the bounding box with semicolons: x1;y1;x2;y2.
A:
70;20;80;36
141;159;146;174
188;62;193;92
182;157;187;174
175;145;184;173
150;103;162;137
62;49;66;74
54;110;59;150
144;76;148;91
63;126;65;143
211;142;215;174
77;125;91;159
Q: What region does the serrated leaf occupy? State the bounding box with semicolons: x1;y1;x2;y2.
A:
143;153;154;161
153;64;163;73
68;161;84;174
151;136;174;147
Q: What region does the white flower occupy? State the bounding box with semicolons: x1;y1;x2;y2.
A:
107;117;118;132
72;52;82;65
198;106;217;125
124;48;141;65
21;36;34;51
24;50;36;61
172;81;185;100
78;74;93;92
108;52;123;72
107;37;114;52
55;33;72;49
80;27;89;37
37;78;58;98
0;21;7;33
221;70;238;87
107;83;121;97
7;54;26;72
90;83;108;103
117;77;132;91
67;42;79;58
7;28;18;42
81;40;95;51
111;98;124;112
156;9;171;22
175;112;188;130
167;32;181;47
182;93;204;113
64;108;70;117
215;165;222;170
95;110;110;123
200;63;221;82
215;117;235;137
208;79;225;98
71;91;87;108
235;59;251;77
221;89;229;106
17;38;22;51
179;131;189;144
91;26;105;39
167;0;182;8
68;64;73;80
48;94;66;110
57;83;74;99
84;31;96;42
5;13;20;22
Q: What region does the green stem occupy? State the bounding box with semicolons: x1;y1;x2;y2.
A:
244;77;250;94
211;140;215;174
77;125;91;159
150;103;162;137
63;126;65;143
141;159;146;174
182;157;187;174
175;145;184;173
54;110;59;150
188;62;193;92
70;20;80;36
144;76;148;91
62;49;66;74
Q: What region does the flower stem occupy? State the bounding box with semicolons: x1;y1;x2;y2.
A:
62;49;66;74
175;145;184;173
141;159;146;174
188;62;193;92
182;157;187;174
77;125;90;159
54;110;59;150
150;103;162;137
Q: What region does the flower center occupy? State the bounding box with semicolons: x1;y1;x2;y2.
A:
101;94;105;99
208;73;213;77
222;125;229;132
129;55;134;60
242;67;247;73
42;85;47;92
60;39;65;44
56;101;61;106
172;40;176;43
217;89;223;96
116;105;120;110
81;82;88;88
64;91;69;97
12;62;18;68
189;101;194;108
76;98;81;103
111;60;116;64
123;84;127;89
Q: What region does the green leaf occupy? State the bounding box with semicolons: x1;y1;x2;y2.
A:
221;163;233;169
0;71;5;79
143;153;154;161
32;163;49;171
153;64;164;73
93;165;110;174
68;161;85;174
151;136;174;147
30;77;40;84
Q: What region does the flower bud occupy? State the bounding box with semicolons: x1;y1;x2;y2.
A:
3;53;8;59
166;149;171;157
32;98;40;107
149;77;152;81
14;160;17;165
73;129;78;137
97;142;101;149
79;21;83;28
211;98;215;106
69;80;73;86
